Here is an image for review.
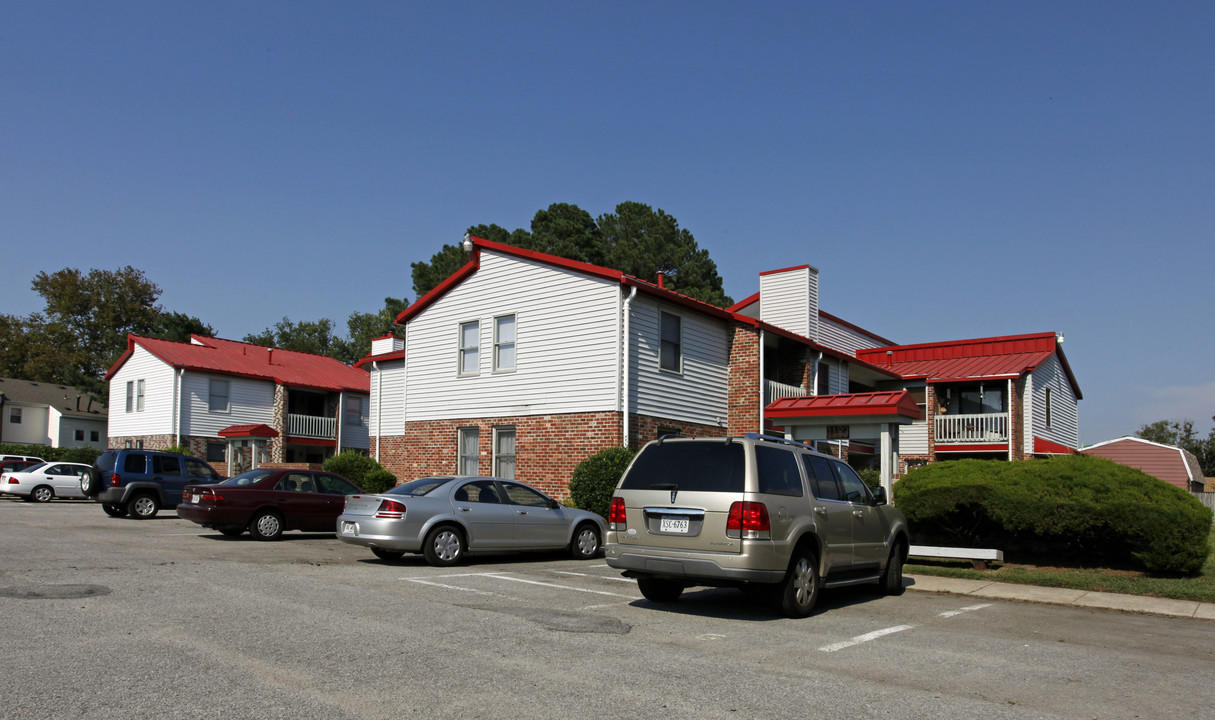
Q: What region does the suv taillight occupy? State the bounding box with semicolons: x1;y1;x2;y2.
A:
726;501;771;539
374;499;406;519
608;497;627;529
109;472;121;487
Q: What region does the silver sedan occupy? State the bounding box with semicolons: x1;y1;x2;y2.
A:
336;476;606;567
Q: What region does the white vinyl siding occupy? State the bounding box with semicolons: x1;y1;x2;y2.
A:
818;315;888;356
759;266;819;341
1029;356;1079;450
181;373;275;436
899;421;930;454
107;345;176;438
369;358;405;436
405;251;620;420
630;297;729;427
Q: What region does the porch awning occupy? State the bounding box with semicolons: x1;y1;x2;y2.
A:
218;424;280;438
766;391;922;420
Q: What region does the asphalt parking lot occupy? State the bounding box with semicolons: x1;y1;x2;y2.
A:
2;498;1213;719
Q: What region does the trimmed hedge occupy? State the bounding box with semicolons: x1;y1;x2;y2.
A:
0;443;100;464
569;446;636;520
894;455;1212;576
321;451;397;495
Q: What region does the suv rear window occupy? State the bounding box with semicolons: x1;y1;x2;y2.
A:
620;442;745;493
96;452;117;473
123;453;147;473
755;445;803;496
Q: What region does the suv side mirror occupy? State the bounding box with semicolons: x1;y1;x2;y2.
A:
871;486;888;505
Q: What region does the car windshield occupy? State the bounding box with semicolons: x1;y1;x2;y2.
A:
21;462;47;473
219;469;275;487
385;477;454;497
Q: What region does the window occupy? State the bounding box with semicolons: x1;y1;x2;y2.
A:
816;362;830;396
458;320;480;375
206;443;226;463
1045;387;1053;427
958;384;1003;414
458;427;480;476
755;446;804;497
460;479;502;503
152;455;182;475
90;430;100;442
136;379;145;412
659;311;681;372
9;407;21;425
493;427;516;480
318;474;361;495
500;481;550;507
126;382;134;413
209;379;230;412
344;396;363;426
493;314;516;371
185;458;219;480
75;429;85;441
833;461;872;504
123;453;147;473
804;455;842;501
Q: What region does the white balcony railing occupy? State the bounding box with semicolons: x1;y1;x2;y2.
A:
935;413;1008;444
765;379;807;406
287;414;336;440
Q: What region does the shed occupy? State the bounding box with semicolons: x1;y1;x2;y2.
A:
1082;436;1206;493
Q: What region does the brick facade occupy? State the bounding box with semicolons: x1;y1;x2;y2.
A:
727;324;761;435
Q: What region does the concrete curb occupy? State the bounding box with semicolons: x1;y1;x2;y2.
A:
905;574;1215;621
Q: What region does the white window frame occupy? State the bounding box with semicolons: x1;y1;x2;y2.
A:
659;311;682;374
458;427;480;476
493;314;516;372
1045;387;1053;428
209;379;230;413
493;426;516;481
136;379;145;412
458;320;480;376
9;406;22;425
126;381;134;413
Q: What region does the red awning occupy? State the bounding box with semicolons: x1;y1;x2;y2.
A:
766;391;922;420
218;424;279;438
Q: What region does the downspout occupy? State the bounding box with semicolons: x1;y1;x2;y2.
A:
621;286;637;449
812;351;822;395
758;329;765;434
373;361;381;463
337;391;344;456
174;368;183;447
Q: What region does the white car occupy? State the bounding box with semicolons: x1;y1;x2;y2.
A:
1;462;91;502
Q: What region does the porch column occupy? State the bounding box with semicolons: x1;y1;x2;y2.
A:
880;422;893;499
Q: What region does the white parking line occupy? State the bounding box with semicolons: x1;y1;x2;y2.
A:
483;573;637;599
404;577;502;596
818;625;916;653
939;603;993;618
552;570;635;583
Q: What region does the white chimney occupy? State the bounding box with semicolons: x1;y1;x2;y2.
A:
759;264;819;341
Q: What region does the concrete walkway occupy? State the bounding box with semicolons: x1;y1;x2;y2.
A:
906;574;1215;621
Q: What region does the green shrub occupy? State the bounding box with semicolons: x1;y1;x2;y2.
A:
857;468;880;490
322;451;397;494
895;455;1213;575
0;443;100;464
569;446;636;520
163;443;195;457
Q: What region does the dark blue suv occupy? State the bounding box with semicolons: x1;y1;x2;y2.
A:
82;449;222;519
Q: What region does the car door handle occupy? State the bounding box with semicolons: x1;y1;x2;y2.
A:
516;510;528;515
853;510;865;518
814;506;828;515
457;506;471;512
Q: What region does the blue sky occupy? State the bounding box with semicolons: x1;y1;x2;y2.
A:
3;2;1213;445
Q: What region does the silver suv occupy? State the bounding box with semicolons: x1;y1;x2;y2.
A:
605;434;909;617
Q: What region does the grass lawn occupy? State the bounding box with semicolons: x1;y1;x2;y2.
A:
905;525;1215;604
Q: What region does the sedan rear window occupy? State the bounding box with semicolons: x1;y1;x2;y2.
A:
620;442;745;493
386;477;454;497
220;470;274;486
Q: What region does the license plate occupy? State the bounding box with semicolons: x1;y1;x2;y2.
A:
341;521;357;535
660;516;690;533
190;494;200;504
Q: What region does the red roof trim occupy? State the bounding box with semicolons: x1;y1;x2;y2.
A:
725;291;760;314
818;310;897;347
397;255;480;324
759;264;812;277
285;437;337;447
1033;437;1076;454
354;350;406;369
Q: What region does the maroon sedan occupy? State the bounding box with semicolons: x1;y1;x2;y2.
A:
177;468;363;540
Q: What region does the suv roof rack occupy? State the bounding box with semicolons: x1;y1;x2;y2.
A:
743;432;813;451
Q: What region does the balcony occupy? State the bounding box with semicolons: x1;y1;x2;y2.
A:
287;413;336;440
765;379;807;406
935;413;1008;445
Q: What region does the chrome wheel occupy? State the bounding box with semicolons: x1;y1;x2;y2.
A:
128;494;159;519
31;486;54;503
777;551;820;618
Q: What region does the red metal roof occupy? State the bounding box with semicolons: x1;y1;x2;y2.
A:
856;332;1081;398
766;391;922;419
108;335;370;393
218;424;279;438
